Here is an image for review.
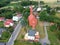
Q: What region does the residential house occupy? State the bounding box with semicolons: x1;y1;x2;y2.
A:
24;30;40;42
0;17;5;21
4;19;14;27
12;13;22;21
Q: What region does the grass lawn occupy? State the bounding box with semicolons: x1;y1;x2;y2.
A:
36;21;45;38
55;13;60;18
15;26;41;45
0;21;4;28
0;31;11;42
47;27;60;45
16;21;45;40
15;21;45;45
16;27;26;40
45;3;60;8
14;40;41;45
0;38;9;42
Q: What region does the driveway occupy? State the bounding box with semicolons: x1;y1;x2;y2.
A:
39;22;50;45
0;43;6;45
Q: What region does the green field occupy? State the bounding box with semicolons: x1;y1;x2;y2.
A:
56;13;60;18
48;30;60;45
14;40;41;45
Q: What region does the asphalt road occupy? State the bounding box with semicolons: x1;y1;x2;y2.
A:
6;21;22;45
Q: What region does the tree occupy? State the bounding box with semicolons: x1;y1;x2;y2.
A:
40;1;45;5
0;0;11;7
39;11;59;22
55;7;60;10
56;31;60;40
50;9;56;15
50;24;57;32
57;23;60;30
39;11;48;21
20;18;27;27
0;8;14;19
23;8;30;19
7;26;14;33
14;5;24;13
21;1;38;6
1;31;11;39
45;5;51;14
4;11;13;19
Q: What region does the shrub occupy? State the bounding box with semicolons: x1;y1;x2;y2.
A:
56;31;60;40
1;31;11;39
21;1;38;6
40;1;45;5
0;0;11;7
50;25;57;32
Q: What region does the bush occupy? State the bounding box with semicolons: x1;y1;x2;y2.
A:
50;25;57;32
55;7;60;10
7;27;14;33
14;5;24;13
56;31;60;40
0;0;11;7
0;9;14;19
21;1;38;6
39;11;60;23
33;42;41;45
40;1;45;5
0;22;4;28
1;31;11;39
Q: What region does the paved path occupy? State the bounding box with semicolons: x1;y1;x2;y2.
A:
39;22;50;45
6;21;22;45
0;43;5;45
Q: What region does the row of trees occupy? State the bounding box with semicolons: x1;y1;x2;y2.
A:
0;9;14;19
0;0;12;7
20;1;38;6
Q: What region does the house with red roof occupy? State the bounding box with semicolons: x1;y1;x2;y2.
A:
0;17;5;21
4;19;14;27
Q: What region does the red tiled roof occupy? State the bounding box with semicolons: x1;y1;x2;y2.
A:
0;17;4;20
6;19;13;23
28;6;37;28
4;22;10;25
4;19;13;25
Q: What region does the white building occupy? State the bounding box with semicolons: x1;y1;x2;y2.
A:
12;14;22;21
